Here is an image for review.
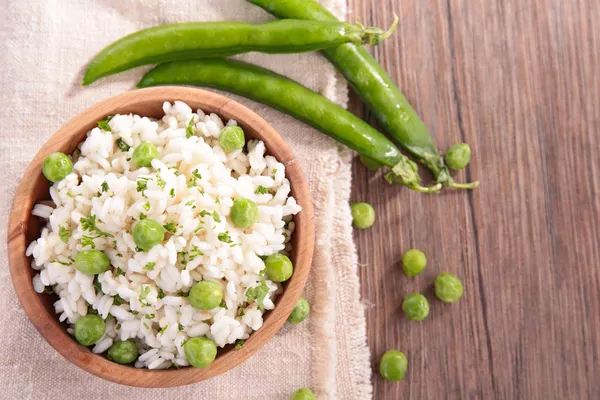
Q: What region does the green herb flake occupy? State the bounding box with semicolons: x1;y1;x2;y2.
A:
158;325;168;335
116;253;123;258
185;200;195;207
178;323;184;331
238;308;245;317
163;222;177;233
254;186;269;195
186;117;195;138
139;213;147;220
158;288;166;299
137;178;149;193
219;299;228;309
97;116;113;132
215;197;221;204
272;168;277;175
193;225;203;233
115;323;121;330
145;313;155;319
58;225;71;244
135;246;144;253
235;339;245;349
129;310;139;315
42;286;54;295
80;214;113;238
246;281;270;311
144;262;156;271
66;191;77;198
81;236;96;249
218;231;233;244
212;211;221;223
143;202;151;211
176;290;189;297
169;188;175;197
143;322;149;329
139;285;151;302
189;245;204;261
101;181;109;193
113;294;124;306
116;138;130;152
156;174;167;190
178;251;188;266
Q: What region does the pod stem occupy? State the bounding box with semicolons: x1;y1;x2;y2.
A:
447;180;480;190
363;14;399;46
385;158;441;194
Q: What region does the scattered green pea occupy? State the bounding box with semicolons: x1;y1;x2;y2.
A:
184;337;217;368
219;126;245;152
74;250;110;275
434;272;464;303
291;388;316;400
107;339;138;364
288;297;310;324
359;154;383;170
42;152;72;182
230;197;259;229
132;141;159;167
133;219;165;250
402;249;427;277
264;253;293;282
445;143;471;170
74;314;106;346
402;293;430;321
379;350;407;381
189;280;223;310
351;202;375;229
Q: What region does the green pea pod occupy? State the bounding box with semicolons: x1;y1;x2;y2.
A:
138;59;440;193
83;19;398;85
247;0;478;190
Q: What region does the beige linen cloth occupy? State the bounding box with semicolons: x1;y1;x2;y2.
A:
0;1;372;399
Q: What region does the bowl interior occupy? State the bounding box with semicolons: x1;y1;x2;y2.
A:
7;87;314;387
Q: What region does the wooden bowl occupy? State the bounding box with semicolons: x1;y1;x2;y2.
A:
7;87;314;387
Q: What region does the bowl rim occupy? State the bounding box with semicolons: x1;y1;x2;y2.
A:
7;87;315;387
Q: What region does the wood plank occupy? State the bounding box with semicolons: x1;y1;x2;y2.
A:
349;0;600;398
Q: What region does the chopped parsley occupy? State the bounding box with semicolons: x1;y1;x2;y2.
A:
143;202;151;211
163;222;177;233
115;253;123;258
129;310;139;315
215;197;221;204
87;303;98;315
235;339;245;349
246;281;270;311
139;213;147;220
145;313;155;319
254;186;269;195
101;181;109;193
42;286;54;295
186;117;196;138
135;246;144;253
272;168;278;174
144;262;155;271
218;231;233;244
58;225;71;244
193;225;204;233
187;169;203;188
219;299;228;309
185;200;195;207
178;323;184;331
139;285;151;303
112;294;124;306
136;177;150;193
189;245;204;261
169;188;175;197
238;308;245;317
97;116;112;132
80;214;113;238
177;251;188;265
116;138;130;152
143;322;149;330
199;210;221;223
158;325;168;335
156;174;166;189
81;236;96;249
176;290;189;297
158;288;166;299
66;191;77;198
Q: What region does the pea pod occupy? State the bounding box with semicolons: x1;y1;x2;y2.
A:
138;59;440;193
83;19;398;85
247;0;478;190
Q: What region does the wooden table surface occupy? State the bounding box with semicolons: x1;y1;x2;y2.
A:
348;0;599;398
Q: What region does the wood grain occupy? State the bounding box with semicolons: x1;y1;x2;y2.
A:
7;87;315;387
349;0;600;398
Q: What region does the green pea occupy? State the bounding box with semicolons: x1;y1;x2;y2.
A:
288;297;310;324
75;250;110;275
291;388;316;400
434;272;464;303
189;280;223;310
74;314;106;346
264;253;293;282
402;249;427;277
379;350;407;381
107;339;138;364
218;126;245;152
133;219;164;250
42;152;72;182
402;293;430;321
351;202;375;229
230;197;259;229
445;143;471;170
359;154;383;171
184;337;217;368
132;141;159;167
